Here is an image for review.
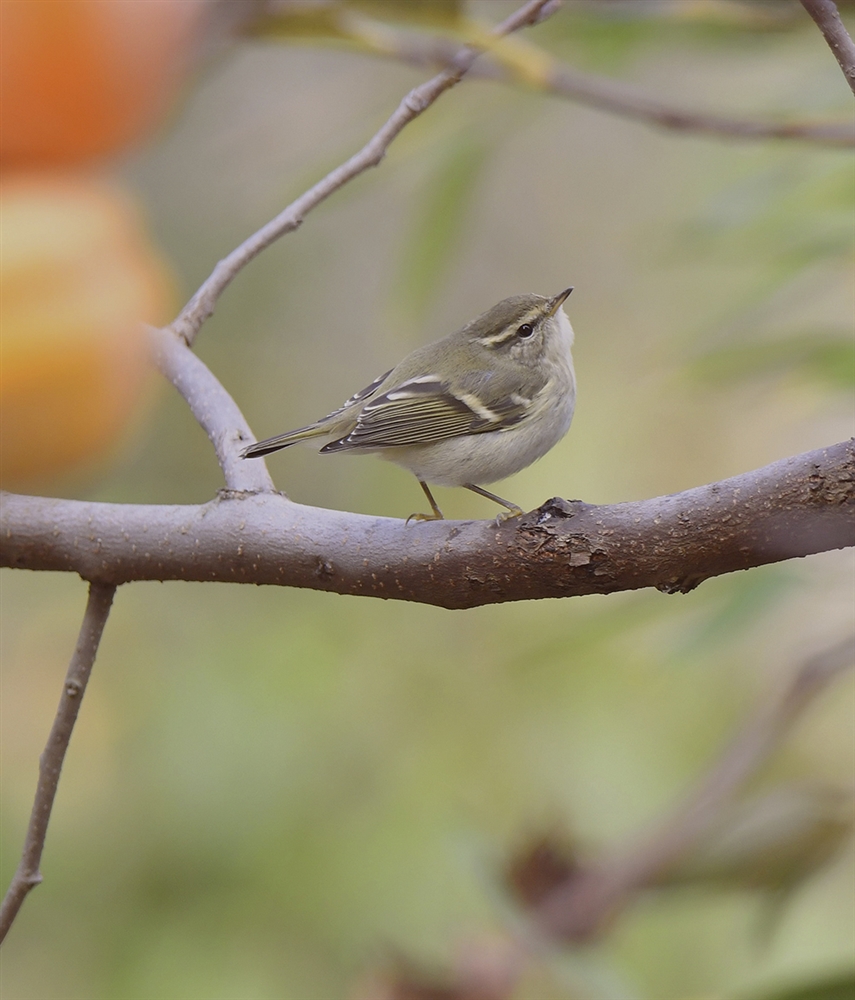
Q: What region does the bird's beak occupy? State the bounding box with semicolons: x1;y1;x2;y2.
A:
547;286;573;316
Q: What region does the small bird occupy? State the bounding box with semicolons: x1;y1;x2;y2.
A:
242;288;576;521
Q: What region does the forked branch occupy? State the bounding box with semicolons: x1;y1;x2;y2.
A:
371;636;855;996
365;29;855;147
534;634;855;941
149;325;274;492
170;0;558;346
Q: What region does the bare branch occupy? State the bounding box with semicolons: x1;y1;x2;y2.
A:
0;582;116;944
2;441;852;608
148;325;275;492
361;638;855;988
536;59;855;146
801;0;855;95
370;31;855;148
531;635;855;942
170;0;558;347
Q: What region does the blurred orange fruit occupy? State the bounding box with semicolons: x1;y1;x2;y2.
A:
0;0;205;168
0;175;175;490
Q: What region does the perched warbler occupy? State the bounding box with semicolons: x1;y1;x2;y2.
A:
242;287;575;521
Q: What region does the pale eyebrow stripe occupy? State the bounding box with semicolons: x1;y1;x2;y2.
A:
479;328;517;346
478;308;543;346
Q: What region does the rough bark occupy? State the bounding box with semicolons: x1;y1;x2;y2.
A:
3;441;852;610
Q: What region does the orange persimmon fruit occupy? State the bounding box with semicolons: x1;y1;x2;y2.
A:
0;0;205;168
0;175;175;489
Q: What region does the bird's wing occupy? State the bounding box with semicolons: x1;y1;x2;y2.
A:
242;369;395;457
325;369;394;419
320;375;528;451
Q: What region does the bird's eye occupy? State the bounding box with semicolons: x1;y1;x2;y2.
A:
517;323;534;339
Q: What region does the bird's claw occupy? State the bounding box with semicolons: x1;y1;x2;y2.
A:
406;510;445;525
494;506;524;527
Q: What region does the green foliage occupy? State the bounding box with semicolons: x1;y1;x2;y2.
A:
669;569;796;657
691;331;855;389
542;10;679;71
680;161;852;292
653;786;854;894
393;132;490;321
345;0;463;29
680;158;855;389
248;5;353;43
699;161;854;273
539;0;804;72
734;971;855;1000
248;0;464;45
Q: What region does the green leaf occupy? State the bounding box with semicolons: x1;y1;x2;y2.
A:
543;2;798;75
652;785;854;895
394;134;490;321
247;7;352;42
689;332;855;390
685;162;855;272
343;0;463;29
732;971;855;1000
247;0;463;45
670;569;794;657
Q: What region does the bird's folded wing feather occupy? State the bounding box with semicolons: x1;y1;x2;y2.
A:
241;369;395;456
321;375;528;451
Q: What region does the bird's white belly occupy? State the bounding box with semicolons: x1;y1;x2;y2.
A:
385;376;576;487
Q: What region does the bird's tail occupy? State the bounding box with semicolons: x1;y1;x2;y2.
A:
241;422;327;459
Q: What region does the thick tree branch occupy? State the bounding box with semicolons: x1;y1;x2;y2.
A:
801;0;855;94
531;635;855;942
2;441;852;608
369;30;855;147
170;0;557;347
0;582;116;944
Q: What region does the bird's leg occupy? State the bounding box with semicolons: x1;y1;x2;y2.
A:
465;484;524;524
406;481;445;524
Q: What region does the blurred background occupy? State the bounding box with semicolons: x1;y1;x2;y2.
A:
1;2;853;997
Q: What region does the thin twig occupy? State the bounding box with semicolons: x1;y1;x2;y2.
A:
170;0;558;347
0;582;117;944
148;325;275;492
536;635;855;941
548;64;853;145
367;30;855;147
801;0;855;95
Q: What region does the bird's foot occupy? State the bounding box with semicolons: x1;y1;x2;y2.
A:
494;505;524;526
406;509;445;525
